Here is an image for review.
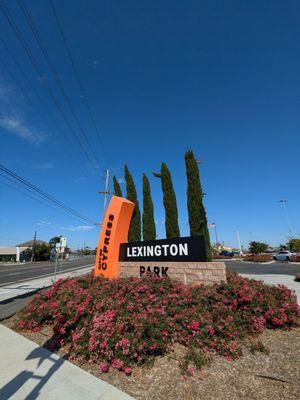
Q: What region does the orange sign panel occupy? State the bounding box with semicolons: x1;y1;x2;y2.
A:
94;196;135;278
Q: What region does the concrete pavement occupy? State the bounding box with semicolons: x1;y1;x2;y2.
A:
225;259;300;276
0;324;133;400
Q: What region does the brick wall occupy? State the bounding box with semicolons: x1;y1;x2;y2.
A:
119;261;226;286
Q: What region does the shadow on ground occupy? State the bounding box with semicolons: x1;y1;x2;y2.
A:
0;335;66;400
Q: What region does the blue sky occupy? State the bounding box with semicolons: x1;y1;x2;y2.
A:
0;0;299;249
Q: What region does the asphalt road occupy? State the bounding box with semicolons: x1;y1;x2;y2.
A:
0;256;95;287
1;258;299;287
224;260;300;275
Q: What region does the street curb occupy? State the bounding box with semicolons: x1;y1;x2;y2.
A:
0;288;49;321
215;258;244;262
0;266;93;304
242;260;276;265
0;287;44;306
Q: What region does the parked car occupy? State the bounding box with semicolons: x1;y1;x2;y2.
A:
219;250;233;257
273;251;295;261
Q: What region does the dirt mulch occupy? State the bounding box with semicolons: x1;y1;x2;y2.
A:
2;315;300;400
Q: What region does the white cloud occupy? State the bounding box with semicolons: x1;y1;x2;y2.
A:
0;116;44;144
60;225;95;232
32;163;54;170
37;220;52;226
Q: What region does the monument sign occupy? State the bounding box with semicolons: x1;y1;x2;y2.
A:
94;196;226;285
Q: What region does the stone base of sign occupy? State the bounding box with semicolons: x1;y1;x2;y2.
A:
118;261;226;286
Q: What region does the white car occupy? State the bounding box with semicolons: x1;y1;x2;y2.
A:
274;251;295;261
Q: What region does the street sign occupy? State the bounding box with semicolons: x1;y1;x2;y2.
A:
60;236;67;247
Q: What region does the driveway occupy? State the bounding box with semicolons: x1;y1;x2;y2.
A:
224;260;300;276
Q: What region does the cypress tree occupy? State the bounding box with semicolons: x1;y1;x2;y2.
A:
124;165;141;242
113;175;123;197
142;173;156;241
153;162;180;239
185;150;211;260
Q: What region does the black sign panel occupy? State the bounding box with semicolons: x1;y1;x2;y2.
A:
119;236;207;262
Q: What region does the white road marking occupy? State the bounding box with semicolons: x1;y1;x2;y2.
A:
0;259;94;273
0;264;94;288
6;272;24;276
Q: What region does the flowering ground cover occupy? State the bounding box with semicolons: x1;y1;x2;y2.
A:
15;271;299;376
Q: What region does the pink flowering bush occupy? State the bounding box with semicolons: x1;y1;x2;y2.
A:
16;271;300;374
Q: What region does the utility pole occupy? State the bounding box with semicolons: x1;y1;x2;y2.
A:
236;230;242;254
214;224;218;245
99;169;111;221
279;199;292;236
31;230;37;262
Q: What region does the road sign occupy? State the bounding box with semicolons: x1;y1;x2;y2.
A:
60;237;67;247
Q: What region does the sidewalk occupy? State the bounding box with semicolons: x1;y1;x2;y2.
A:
0;324;133;400
241;273;300;304
0;265;93;302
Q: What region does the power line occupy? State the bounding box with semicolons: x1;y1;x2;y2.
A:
0;170;95;225
17;0;102;170
98;169;111;220
0;163;96;225
0;164;94;223
278;199;293;236
0;37;98;185
0;176;85;221
0;55;48;132
49;0;108;159
0;176;97;223
0;49;96;184
0;0;100;179
0;174;95;225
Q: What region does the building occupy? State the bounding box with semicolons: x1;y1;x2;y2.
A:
16;240;45;248
0;240;46;262
0;246;28;262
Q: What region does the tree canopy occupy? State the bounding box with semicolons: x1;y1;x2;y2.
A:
286;238;300;252
153;162;180;239
125;165;141;242
49;236;61;247
113;175;123;197
142;173;156;241
249;241;268;254
185;149;211;260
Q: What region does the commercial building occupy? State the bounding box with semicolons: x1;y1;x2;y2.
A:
0;240;45;262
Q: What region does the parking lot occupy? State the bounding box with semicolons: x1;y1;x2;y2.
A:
224;259;300;276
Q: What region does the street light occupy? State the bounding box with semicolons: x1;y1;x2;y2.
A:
209;223;218;245
278;199;292;236
236;230;242;254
